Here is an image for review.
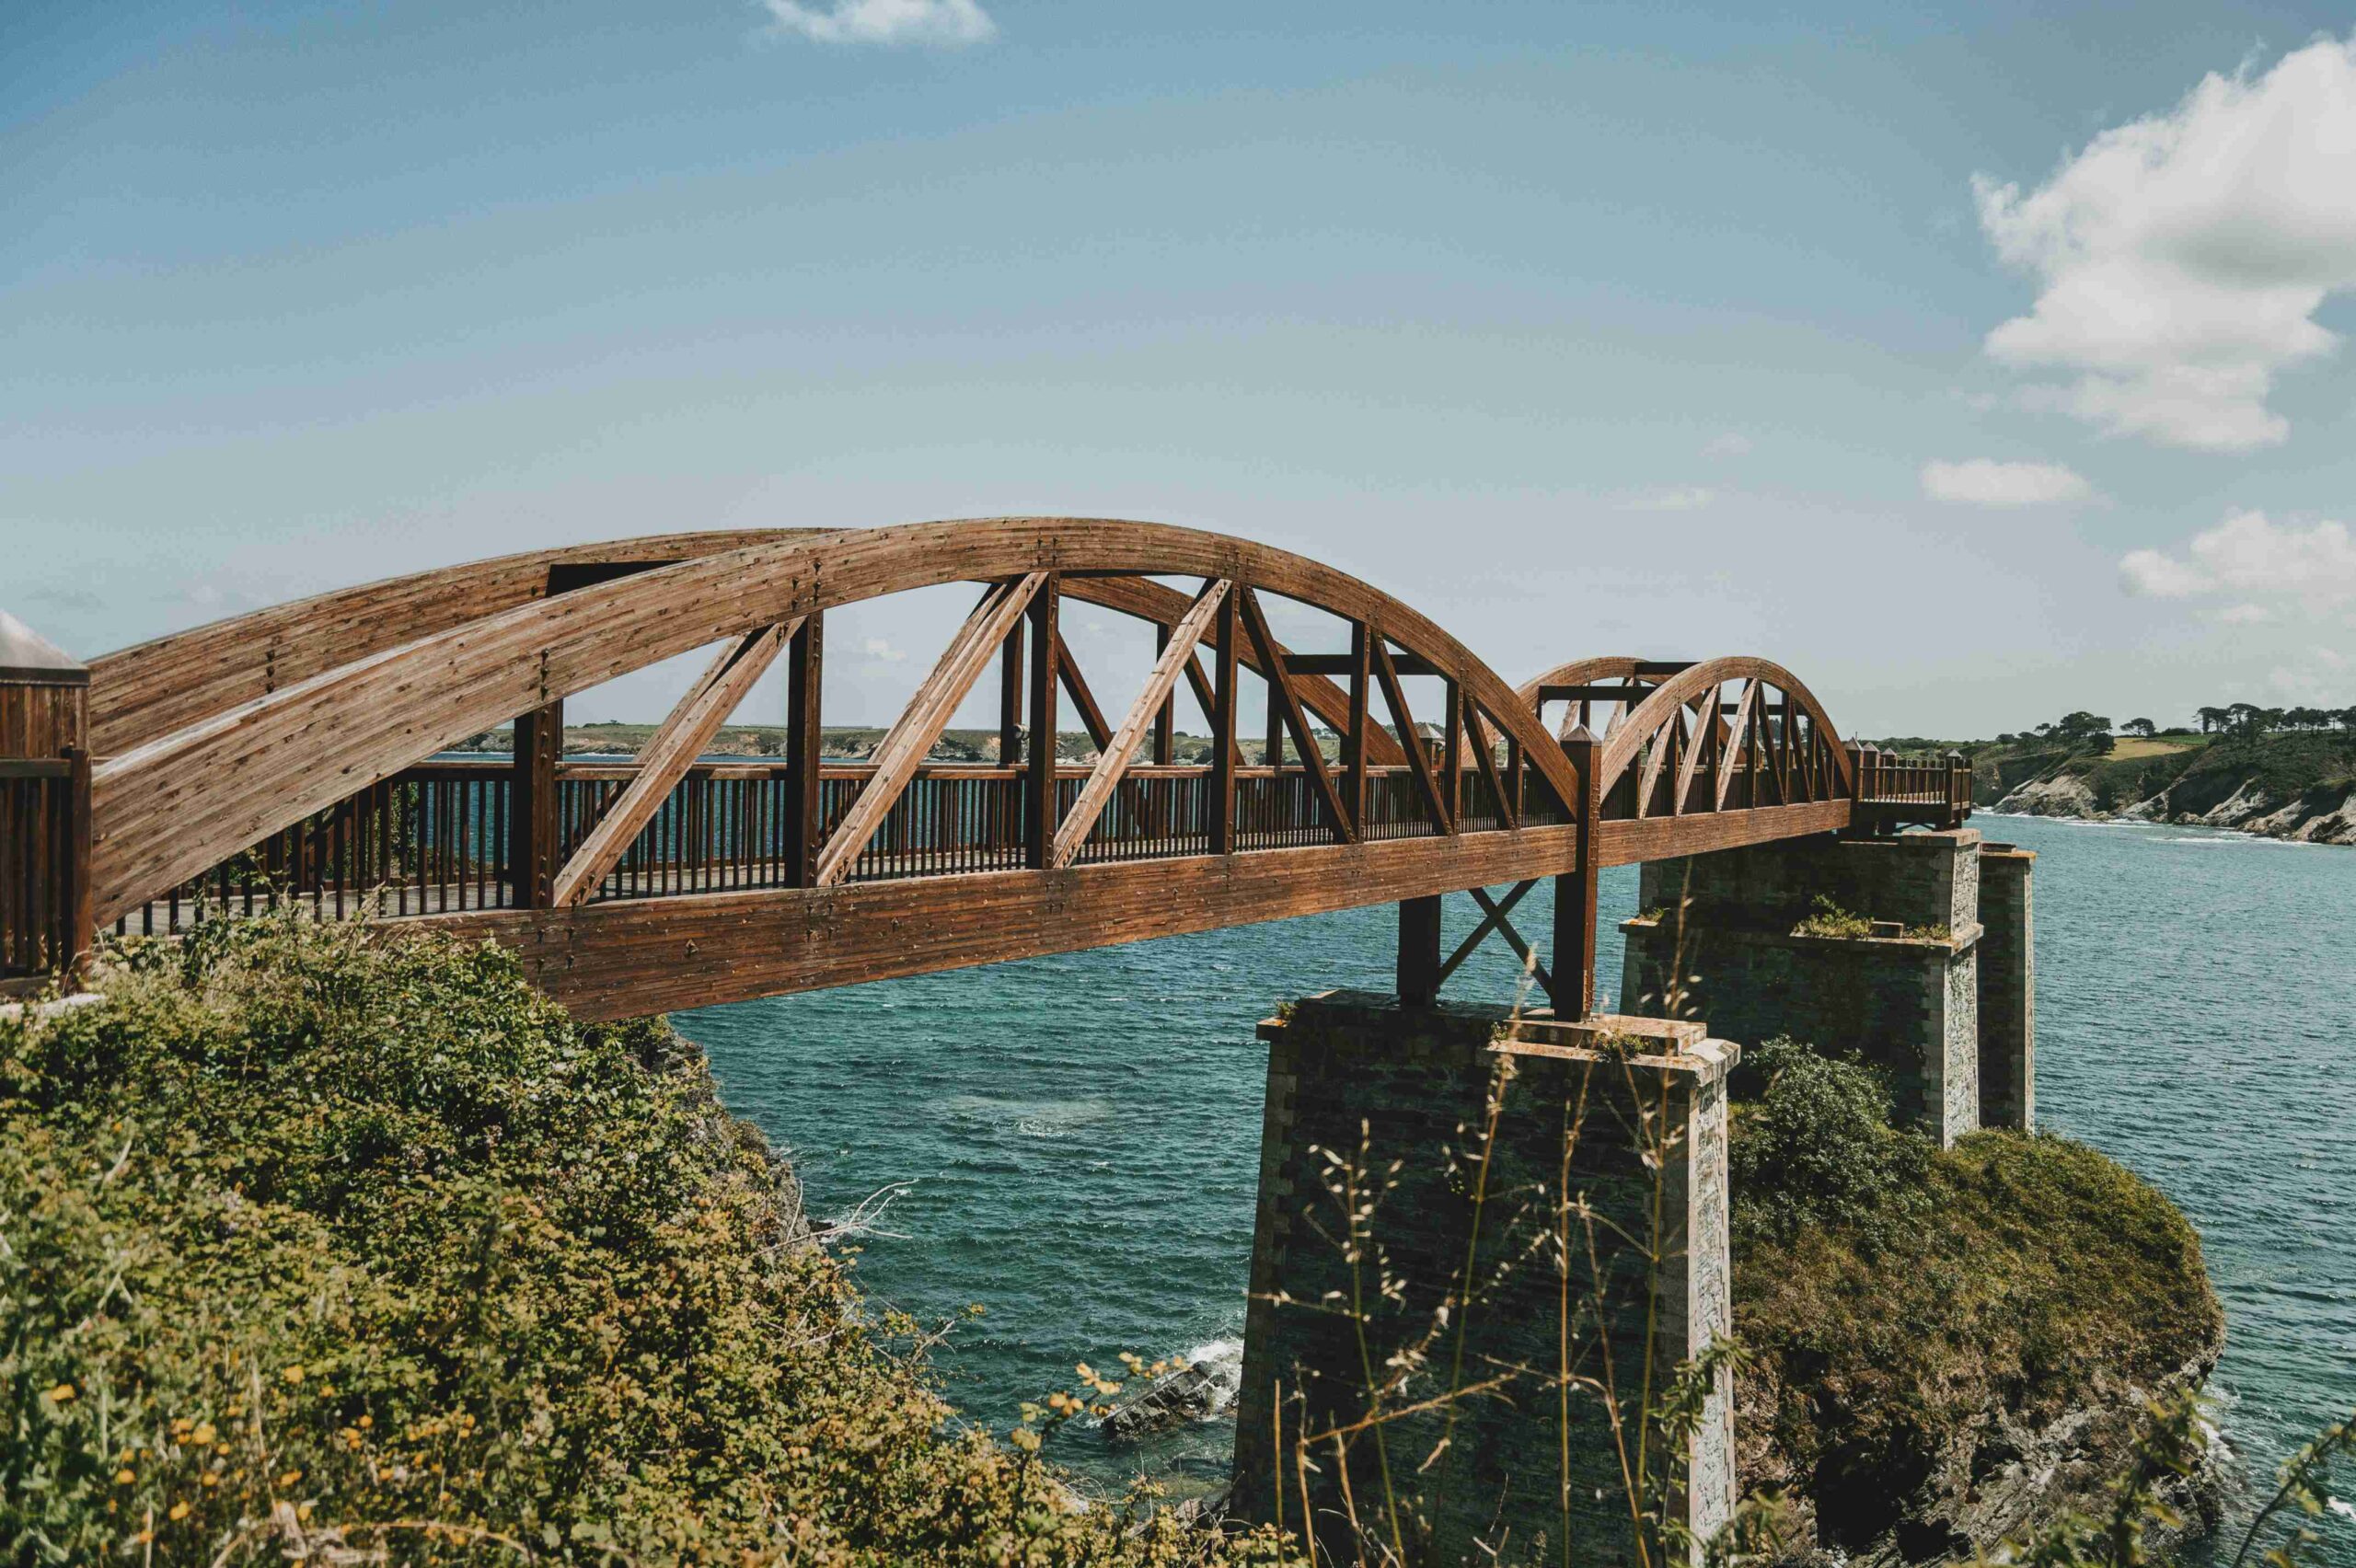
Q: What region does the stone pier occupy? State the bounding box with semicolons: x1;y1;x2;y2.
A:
1619;828;1987;1145
1233;992;1735;1565
1975;843;2036;1130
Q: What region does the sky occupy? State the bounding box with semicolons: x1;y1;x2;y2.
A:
6;0;2356;737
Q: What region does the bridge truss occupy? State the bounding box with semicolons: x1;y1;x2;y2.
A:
2;521;1969;1014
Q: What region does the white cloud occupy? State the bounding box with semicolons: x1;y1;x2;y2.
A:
1973;36;2356;451
2269;647;2349;703
1612;485;1714;513
1703;432;1754;457
2213;602;2273;625
762;0;994;46
1921;457;2099;508
862;637;909;662
2119;509;2356;612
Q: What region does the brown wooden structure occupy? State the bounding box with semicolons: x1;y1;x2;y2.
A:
3;521;1969;1010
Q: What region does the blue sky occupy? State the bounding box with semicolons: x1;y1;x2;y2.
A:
7;1;2356;735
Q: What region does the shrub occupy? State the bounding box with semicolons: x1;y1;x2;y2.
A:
0;915;1292;1567
1728;1037;1932;1247
1790;894;1875;940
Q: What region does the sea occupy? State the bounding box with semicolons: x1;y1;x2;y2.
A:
676;813;2355;1560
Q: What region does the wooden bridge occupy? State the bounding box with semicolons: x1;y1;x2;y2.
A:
2;520;1969;1015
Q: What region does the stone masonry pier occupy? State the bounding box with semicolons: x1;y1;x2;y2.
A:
1618;828;2034;1145
1233;993;1736;1566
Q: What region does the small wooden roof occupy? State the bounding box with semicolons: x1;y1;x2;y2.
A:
0;611;87;686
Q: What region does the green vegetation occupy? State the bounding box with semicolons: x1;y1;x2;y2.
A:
1727;1043;2223;1552
1;917;1290;1566
1790;894;1875;940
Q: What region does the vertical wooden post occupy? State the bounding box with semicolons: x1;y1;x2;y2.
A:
1;613;91;984
1024;575;1060;870
785;614;824;885
1397;894;1442;1006
63;744;92;979
1345;621;1369;834
1152;624;1176;767
1849;740;1876;836
1442;678;1464;830
1553;724;1602;1019
511;698;564;907
1265;668;1285;769
999;619;1023;767
1209;588;1239;854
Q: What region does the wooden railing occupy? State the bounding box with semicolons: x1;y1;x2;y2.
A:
1;754;90;985
108;753;1573;933
87;744;1977;942
1854;750;1974;817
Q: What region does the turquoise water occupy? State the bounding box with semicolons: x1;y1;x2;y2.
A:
678;814;2355;1555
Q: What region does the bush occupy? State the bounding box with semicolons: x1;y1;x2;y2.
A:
1728;1038;1932;1247
0;916;1291;1567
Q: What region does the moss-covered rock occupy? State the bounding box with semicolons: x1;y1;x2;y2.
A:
1728;1048;2223;1562
0;917;1292;1567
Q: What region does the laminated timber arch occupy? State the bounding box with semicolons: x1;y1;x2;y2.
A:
56;519;1958;1020
87;519;1563;926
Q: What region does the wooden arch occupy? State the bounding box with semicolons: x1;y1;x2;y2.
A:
87;519;1575;923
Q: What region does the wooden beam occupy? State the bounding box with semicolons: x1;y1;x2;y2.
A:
1052;580;1230;869
1286;651;1442;678
421;816;1592;1020
1553;725;1603;1017
1463;704;1518;829
997;620;1022;767
818;577;1044;887
510;698;563;907
1237;587;1355;844
1466;883;1553;994
1442;679;1465;828
552;621;797;906
1209;589;1238;854
1345;622;1369;832
1596;797;1851;866
1024;578;1060;869
784;616;824;887
1151;625;1175;766
1372;640;1452;834
1715;680;1760;812
1673;688;1712;816
1064;574;1403;766
1054;629;1114;754
1437;878;1537;986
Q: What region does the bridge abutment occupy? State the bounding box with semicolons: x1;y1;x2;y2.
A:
1235;991;1735;1564
1616;828;2035;1146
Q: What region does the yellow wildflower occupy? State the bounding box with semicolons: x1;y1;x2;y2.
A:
116;1469;135;1486
168;1502;191;1521
48;1383;75;1403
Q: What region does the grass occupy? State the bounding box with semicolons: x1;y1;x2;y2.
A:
1;915;1294;1567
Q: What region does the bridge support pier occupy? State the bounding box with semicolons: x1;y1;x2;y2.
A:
1235;992;1736;1565
1977;844;2036;1130
1618;828;2025;1146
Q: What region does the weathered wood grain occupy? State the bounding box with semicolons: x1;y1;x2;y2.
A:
552;621;797;906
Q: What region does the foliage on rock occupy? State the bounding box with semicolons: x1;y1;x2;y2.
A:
1727;1042;2222;1554
0;916;1294;1567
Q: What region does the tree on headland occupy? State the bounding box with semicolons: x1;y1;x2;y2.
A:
2123;717;2156;738
2197;706;2228;733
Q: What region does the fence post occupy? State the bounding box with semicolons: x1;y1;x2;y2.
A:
1;611;91;990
